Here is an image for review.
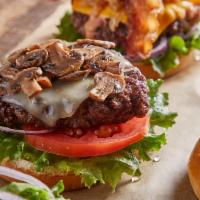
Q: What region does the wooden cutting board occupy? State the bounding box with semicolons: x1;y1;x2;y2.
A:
0;1;200;200
0;0;67;59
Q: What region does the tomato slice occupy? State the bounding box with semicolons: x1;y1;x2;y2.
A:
25;116;149;158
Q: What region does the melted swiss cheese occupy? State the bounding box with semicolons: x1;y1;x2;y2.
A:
3;78;94;127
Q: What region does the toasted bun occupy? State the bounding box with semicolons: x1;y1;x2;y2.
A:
188;139;200;199
133;50;196;79
0;159;84;191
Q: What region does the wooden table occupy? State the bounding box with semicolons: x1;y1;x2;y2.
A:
0;0;67;59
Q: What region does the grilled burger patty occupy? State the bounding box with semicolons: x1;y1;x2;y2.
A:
0;68;148;129
0;39;149;129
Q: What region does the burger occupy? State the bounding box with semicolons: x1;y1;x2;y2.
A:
57;0;200;79
0;39;177;191
188;139;200;199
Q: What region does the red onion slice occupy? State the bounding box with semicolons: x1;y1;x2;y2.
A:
150;37;168;58
0;166;55;200
0;191;25;200
184;23;200;40
0;126;54;135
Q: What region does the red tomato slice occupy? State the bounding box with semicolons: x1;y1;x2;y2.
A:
25;116;149;158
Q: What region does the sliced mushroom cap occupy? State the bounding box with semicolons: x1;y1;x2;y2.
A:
27;44;41;51
21;78;43;98
15;67;43;80
89;72;125;101
43;42;84;77
8;67;43;95
73;45;104;60
0;65;18;80
40;39;69;49
8;48;28;64
105;50;135;75
77;39;116;49
104;61;121;74
83;53;111;73
60;70;91;81
83;50;124;75
16;48;48;69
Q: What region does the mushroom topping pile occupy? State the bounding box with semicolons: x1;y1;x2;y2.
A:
0;39;135;101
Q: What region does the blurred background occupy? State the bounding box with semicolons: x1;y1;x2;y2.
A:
0;0;68;59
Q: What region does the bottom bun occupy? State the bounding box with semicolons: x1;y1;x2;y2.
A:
133;50;197;79
188;139;200;199
0;159;84;191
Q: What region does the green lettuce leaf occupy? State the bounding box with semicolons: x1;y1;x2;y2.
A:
129;133;166;161
148;79;177;131
169;36;188;54
56;12;83;42
52;180;65;199
191;36;200;50
0;181;66;200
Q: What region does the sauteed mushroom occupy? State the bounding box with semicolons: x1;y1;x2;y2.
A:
1;39;133;100
20;78;43;98
89;71;125;101
0;65;18;80
73;45;104;60
8;67;43;97
77;39;116;49
43;42;84;77
8;48;28;64
60;70;91;81
16;49;48;69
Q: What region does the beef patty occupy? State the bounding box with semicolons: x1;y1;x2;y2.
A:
0;68;148;129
